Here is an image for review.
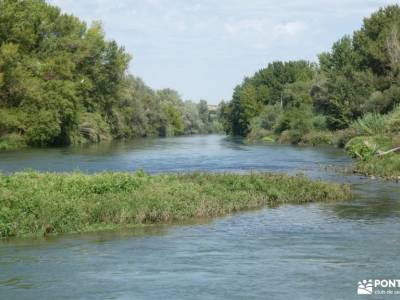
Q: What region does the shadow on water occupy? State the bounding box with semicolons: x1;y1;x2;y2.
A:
0;277;33;290
328;179;400;221
0;225;170;249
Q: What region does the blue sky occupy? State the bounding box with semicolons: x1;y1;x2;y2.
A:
48;0;394;104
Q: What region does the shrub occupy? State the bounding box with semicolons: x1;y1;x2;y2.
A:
78;112;112;143
345;136;392;160
247;128;271;141
335;128;358;148
301;131;335;146
311;115;328;130
355;155;400;179
25;111;61;146
387;106;400;133
0;133;26;150
351;113;387;136
0;109;25;136
345;137;377;159
275;107;313;136
278;130;301;144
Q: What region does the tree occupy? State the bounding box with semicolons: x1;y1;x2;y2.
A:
0;0;222;149
224;61;315;136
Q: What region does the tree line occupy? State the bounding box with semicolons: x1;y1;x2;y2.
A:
0;0;222;150
222;5;400;145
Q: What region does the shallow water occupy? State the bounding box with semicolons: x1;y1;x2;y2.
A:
0;135;399;299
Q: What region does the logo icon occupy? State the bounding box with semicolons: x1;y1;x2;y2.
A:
358;279;373;295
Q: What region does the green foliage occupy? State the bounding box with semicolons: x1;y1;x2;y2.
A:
387;106;400;133
0;133;26;150
274;106;313;144
311;115;328;130
223;4;400;174
334;128;358;148
0;171;352;238
314;5;400;129
225;5;400;135
355;155;400;179
227;84;261;136
77;112;112;143
353;5;400;78
222;5;400;179
345;136;393;160
344;108;400;178
0;1;222;149
300;131;335;146
247;105;282;139
351;113;387;136
225;61;315;136
25;110;61;146
364;86;400;113
345;136;380;160
282;81;313;108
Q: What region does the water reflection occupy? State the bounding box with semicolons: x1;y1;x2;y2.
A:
329;180;400;221
0;135;350;174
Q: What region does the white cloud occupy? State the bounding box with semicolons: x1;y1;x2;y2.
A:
224;19;307;50
225;19;306;37
274;21;306;37
46;0;394;103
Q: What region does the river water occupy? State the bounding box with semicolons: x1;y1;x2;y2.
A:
0;135;399;299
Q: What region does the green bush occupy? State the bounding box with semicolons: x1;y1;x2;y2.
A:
345;137;378;159
275;107;312;136
355;154;400;179
278;130;300;144
311;115;328;130
387;106;400;133
78;112;112;143
351;113;387;136
301;130;335;146
25;111;61;146
334;128;358;148
345;136;392;160
0;134;26;150
258;105;282;131
0;109;25;135
247;128;271;141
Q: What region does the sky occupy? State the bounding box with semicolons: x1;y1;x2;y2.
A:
48;0;395;104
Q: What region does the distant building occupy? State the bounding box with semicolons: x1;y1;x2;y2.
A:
207;105;218;112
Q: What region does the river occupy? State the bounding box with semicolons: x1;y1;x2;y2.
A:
0;135;399;299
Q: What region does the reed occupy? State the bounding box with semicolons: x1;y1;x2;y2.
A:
0;171;352;238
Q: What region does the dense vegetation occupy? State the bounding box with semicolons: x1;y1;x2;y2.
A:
222;5;400;178
0;0;222;150
0;171;351;237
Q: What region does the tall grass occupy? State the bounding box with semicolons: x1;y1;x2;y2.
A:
351;113;387;136
345;109;400;178
0;171;352;238
355;155;400;179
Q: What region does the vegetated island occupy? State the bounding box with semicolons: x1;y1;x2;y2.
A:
0;171;352;238
220;5;400;180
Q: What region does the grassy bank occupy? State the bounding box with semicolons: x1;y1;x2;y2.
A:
247;107;400;180
0;171;351;238
354;155;400;180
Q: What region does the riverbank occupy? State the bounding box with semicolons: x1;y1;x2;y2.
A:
0;171;351;238
247;113;400;181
